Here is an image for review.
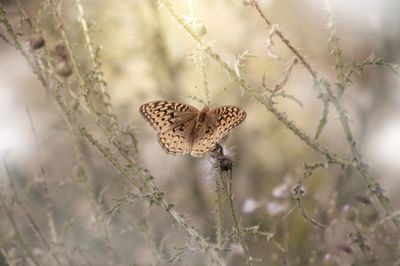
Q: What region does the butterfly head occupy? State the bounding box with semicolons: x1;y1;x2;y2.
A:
198;107;211;122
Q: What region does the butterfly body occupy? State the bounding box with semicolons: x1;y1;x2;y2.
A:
139;101;246;157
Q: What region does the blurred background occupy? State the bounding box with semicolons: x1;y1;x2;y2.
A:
0;0;400;265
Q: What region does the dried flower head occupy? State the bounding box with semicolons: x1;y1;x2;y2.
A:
55;60;72;77
335;243;353;254
209;144;234;172
291;183;307;198
53;43;69;61
355;194;372;205
51;43;72;77
28;34;45;50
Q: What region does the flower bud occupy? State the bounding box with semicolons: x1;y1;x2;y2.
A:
29;34;45;50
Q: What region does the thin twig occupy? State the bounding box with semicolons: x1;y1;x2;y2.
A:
160;0;400;234
221;170;253;265
0;7;226;263
215;175;223;251
160;0;351;167
68;126;116;266
0;194;41;266
74;0;119;132
26;107;59;245
3;159;62;265
243;226;289;265
251;1;318;81
81;128;226;265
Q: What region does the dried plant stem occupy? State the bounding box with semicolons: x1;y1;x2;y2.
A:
243;226;289;264
69;128;116;266
134;208;165;265
0;32;10;44
314;81;330;139
3;160;63;266
48;0;85;90
369;210;400;234
291;163;326;229
15;0;33;28
26;108;59;245
323;0;400;231
330;91;400;231
0;195;41;266
324;0;346;94
161;0;400;233
57;76;226;264
214;176;223;250
80;128;225;265
0;4;47;87
160;0;350;166
251;1;318;80
219;170;253;265
199;52;211;106
0;7;225;263
296;199;325;229
74;0;118;131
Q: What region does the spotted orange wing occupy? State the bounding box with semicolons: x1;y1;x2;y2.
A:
139;101;199;155
190;106;246;157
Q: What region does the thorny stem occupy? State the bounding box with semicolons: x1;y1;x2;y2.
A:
0;195;41;266
199;51;211;106
0;3;47;87
314;81;330;139
26;108;58;243
324;0;346;95
329;90;400;231
220;170;253;265
74;0;119;132
3;160;63;266
72;86;226;265
0;6;226;264
161;0;350;167
294;194;325;229
215;175;223;251
251;1;318;81
368;210;400;234
243;226;289;264
211;145;253;265
323;0;400;231
135;210;164;265
0;32;10;44
26;108;59;245
161;0;400;233
106;133;226;265
69;126;116;266
1;0;399;264
299;162;328;231
210;144;250;265
48;0;86;91
284;162;327;229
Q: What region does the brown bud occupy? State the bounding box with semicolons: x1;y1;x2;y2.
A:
219;155;232;171
29;34;45;50
336;243;353;254
55;60;72;77
355;194;372;205
53;43;69;60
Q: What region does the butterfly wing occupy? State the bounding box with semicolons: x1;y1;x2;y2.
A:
157;118;197;155
190;106;246;157
139;101;199;155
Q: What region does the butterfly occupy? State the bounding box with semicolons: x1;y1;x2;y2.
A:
139;101;246;157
